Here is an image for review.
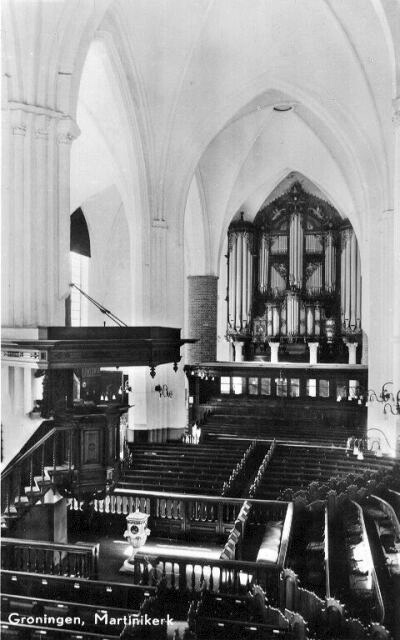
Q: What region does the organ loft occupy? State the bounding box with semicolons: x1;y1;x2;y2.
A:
1;2;400;640
226;182;362;365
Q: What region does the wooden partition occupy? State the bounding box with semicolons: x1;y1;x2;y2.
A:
129;553;282;606
91;490;292;541
1;538;99;579
187;362;368;421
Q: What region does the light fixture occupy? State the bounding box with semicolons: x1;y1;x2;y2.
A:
118;381;132;395
383;391;400;416
367;382;400;415
367;382;394;404
273;104;294;112
155;384;173;398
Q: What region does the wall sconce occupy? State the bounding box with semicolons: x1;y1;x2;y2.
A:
367;381;394;404
155;384;173;398
368;382;400;415
118;381;132;395
383;391;400;416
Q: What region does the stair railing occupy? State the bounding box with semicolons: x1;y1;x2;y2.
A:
1;425;75;521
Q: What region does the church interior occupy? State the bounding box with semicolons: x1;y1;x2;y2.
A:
1;1;400;639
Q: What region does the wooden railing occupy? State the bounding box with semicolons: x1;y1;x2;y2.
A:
352;500;386;625
280;567;391;639
387;488;400;519
128;553;282;605
79;490;291;540
1;424;76;518
1;538;99;580
371;494;400;540
187;361;368;403
278;501;293;568
324;504;330;598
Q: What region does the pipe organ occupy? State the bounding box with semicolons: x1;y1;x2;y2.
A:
227;214;255;336
226;182;362;362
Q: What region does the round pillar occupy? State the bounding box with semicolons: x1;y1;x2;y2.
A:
187;275;218;363
268;341;280;364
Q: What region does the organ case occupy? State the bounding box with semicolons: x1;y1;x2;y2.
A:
226;182;362;362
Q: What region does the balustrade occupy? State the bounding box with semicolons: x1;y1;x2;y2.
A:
1;424;76;519
128;554;281;605
91;490;289;539
1;538;99;579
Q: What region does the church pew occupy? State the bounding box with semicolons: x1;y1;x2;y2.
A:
194;591;294;640
1;593;136;637
1;570;154;610
0;624;116;640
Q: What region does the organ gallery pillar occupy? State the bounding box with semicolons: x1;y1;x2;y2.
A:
340;228;361;334
187;275;218;363
324;230;337;292
226;214;255;359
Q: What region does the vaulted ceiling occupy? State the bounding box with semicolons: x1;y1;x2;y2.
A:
4;0;399;275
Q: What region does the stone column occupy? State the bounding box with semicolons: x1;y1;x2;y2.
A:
2;105;80;327
308;342;319;365
344;341;358;365
392;98;400;455
268;341;280;364
234;341;245;362
187;275;218;363
392;99;400;399
23;368;33;414
150;220;168;319
56;117;80;310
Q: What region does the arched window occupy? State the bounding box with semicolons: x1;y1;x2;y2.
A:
69;208;90;326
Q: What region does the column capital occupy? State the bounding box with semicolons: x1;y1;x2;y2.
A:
57;116;81;144
34;114;52;140
268;341;280;364
152;219;168;229
9;109;27;136
344;340;358;365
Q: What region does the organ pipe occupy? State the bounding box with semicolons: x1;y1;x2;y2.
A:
272;305;280;336
340;229;361;331
289;213;303;288
227;223;255;334
306;305;314;336
324;232;336;292
287;292;300;336
314;303;321;336
266;303;273;337
356;245;361;330
350;231;357;328
258;232;269;293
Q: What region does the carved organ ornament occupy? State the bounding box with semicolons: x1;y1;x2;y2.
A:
226;183;362;360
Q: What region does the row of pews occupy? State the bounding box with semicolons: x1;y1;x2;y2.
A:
118;441;249;495
1;570;155;639
201;397;364;446
252;444;396;500
193;589;293;639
